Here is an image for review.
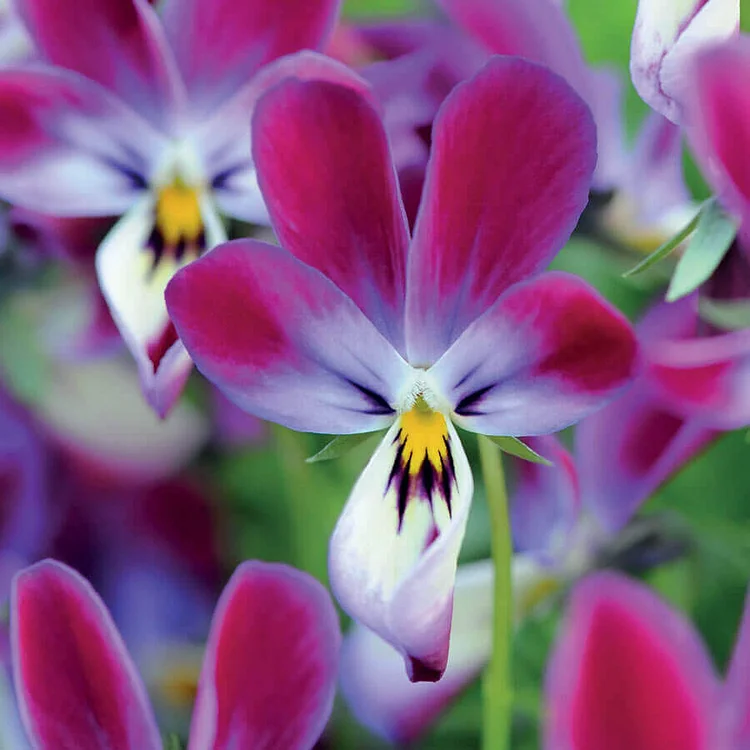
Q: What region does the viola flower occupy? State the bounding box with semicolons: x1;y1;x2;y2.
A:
544;571;750;750
166;56;638;681
631;0;739;123
0;0;341;415
11;559;341;750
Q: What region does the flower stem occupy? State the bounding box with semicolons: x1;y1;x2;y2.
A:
478;434;513;750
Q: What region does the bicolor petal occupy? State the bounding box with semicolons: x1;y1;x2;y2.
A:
685;37;750;231
510;435;580;559
14;0;181;120
96;193;224;416
406;57;597;365
430;273;639;437
253;76;408;351
329;418;473;682
166;239;412;435
630;0;739;122
0;66;165;215
161;0;341;112
723;588;750;746
576;380;716;533
11;560;162;750
188;561;341;750
544;572;719;750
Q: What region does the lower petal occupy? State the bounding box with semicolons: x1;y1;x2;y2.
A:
329;417;473;682
430;272;639;436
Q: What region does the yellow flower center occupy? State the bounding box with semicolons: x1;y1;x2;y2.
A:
399;401;450;476
155;181;204;250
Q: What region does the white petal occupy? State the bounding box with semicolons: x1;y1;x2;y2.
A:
329;418;473;681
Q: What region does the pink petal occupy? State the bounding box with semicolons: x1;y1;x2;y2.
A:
723;588;750;746
166;239;412;434
544;572;719;750
187;561;341;750
631;0;738;123
576;381;716;532
436;0;592;100
161;0;340;111
686;37;750;230
429;272;639;436
0;66;165;215
510;435;580;558
252;75;408;352
11;560;161;750
406;56;596;365
15;0;180;121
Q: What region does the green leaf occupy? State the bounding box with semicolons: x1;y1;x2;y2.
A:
485;436;553;466
622;202;705;278
305;431;380;463
699;296;750;331
667;200;739;301
163;735;183;750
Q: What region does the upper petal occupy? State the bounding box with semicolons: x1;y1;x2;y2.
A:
252;75;409;352
11;560;161;750
166;239;412;434
161;0;341;111
0;65;165;215
329;419;473;682
188;561;341;750
544;572;719;750
630;0;739;122
406;56;597;365
685;37;750;230
430;272;639;437
14;0;181;120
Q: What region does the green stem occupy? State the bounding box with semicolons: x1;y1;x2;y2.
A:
478;434;513;750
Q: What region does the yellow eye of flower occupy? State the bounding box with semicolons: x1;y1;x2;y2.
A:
152;182;205;260
399;403;450;477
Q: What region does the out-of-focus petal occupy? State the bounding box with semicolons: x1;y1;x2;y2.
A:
544;572;719;750
187;561;341;750
406;57;596;365
14;0;180;119
35;357;209;483
510;435;580;559
161;0;340;112
95;195;223;416
430;273;638;437
329;420;473;682
685;38;750;231
587;67;628;192
253;76;408;351
630;0;738;122
211;388;266;448
0;66;164;215
341;555;562;743
436;0;591;99
166;239;412;435
198;51;371;226
11;560;161;750
722;588;750;746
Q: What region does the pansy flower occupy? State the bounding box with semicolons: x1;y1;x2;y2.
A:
11;559;341;750
0;0;341;414
545;571;750;750
167;55;638;681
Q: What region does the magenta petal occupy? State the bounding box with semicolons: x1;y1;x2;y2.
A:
576;381;715;532
723;588;750;746
0;66;164;214
166;239;411;434
253;76;409;352
430;272;639;436
544;572;719;750
510;435;580;558
11;560;161;750
686;37;750;229
15;0;179;120
406;56;596;364
187;561;341;750
161;0;340;111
